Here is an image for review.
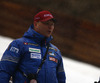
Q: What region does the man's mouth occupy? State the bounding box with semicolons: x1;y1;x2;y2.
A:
48;31;52;33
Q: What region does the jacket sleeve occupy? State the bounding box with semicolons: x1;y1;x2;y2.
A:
0;40;22;83
57;50;66;83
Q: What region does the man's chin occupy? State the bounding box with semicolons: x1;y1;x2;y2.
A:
44;33;50;37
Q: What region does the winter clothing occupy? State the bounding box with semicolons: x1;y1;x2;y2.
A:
0;24;66;83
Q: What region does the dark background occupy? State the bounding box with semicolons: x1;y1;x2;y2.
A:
0;0;100;67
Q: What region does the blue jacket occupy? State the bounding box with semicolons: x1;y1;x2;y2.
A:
0;24;66;83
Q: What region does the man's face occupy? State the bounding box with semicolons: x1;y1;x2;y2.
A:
34;20;54;37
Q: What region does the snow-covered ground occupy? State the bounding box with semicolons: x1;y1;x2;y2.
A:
0;35;100;83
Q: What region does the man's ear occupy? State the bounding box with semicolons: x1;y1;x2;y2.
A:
34;21;37;27
34;21;39;32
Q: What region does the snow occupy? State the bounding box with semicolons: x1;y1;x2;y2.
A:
0;35;100;83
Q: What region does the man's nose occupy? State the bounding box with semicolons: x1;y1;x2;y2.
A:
48;25;54;29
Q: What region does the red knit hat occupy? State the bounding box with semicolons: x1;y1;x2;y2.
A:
34;11;56;22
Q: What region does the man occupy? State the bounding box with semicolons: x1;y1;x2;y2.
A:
0;10;66;83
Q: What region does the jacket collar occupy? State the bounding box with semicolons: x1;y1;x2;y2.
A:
23;24;53;45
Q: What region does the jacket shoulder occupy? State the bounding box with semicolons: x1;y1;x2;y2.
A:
50;43;59;51
11;38;24;45
50;43;61;55
8;38;24;51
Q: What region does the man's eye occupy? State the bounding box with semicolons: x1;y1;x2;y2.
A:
41;21;54;26
44;22;49;25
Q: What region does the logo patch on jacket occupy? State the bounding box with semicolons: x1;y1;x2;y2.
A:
24;42;38;46
48;52;55;56
31;53;41;59
49;57;58;63
29;48;41;53
49;47;57;51
10;46;19;53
